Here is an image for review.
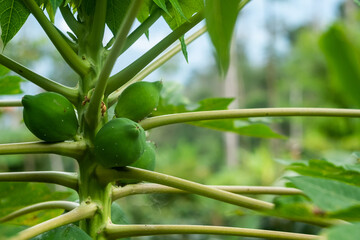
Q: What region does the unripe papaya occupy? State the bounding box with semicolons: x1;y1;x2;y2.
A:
94;118;146;168
22;92;78;142
119;141;156;185
114;81;162;121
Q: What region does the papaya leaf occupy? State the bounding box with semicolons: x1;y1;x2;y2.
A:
159;0;203;60
169;0;188;21
179;35;188;62
0;182;72;226
106;0;131;37
111;202;129;224
266;195;316;219
320;24;360;108
0;65;10;76
324;222;360;240
191;120;285;138
137;0;157;23
162;0;204;30
32;224;92;240
328;205;360;221
287;159;360;187
0;224;27;239
45;0;63;22
0;75;23;95
0;0;30;47
287;176;360;212
153;0;170;16
205;0;240;76
155;95;284;138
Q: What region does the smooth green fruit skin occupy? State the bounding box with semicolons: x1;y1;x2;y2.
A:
22;92;78;142
94;118;146;168
121;141;156;185
115;81;162;121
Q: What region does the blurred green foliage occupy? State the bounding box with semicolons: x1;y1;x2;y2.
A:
1;1;360;239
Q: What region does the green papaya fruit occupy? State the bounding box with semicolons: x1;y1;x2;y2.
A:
115;81;163;121
119;141;157;185
94;118;146;168
22;92;79;142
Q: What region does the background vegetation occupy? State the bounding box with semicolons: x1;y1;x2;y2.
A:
1;0;360;239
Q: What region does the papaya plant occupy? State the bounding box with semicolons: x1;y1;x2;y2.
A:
1;0;360;239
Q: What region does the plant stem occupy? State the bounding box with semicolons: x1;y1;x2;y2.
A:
22;0;90;76
97;166;274;211
104;224;321;240
0;171;78;190
87;0;107;54
140;108;360;130
105;11;204;96
0;54;78;103
0;100;22;107
78;159;112;239
0;141;87;159
120;8;162;54
108;25;207;106
59;4;82;37
10;202;97;240
112;183;303;200
0;201;79;223
85;0;142;129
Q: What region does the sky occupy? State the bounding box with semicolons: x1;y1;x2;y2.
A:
5;0;346;93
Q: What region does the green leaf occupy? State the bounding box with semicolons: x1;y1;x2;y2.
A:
354;0;360;7
111;202;129;224
106;0;131;37
137;0;157;23
288;176;360;212
0;75;23;95
205;0;240;76
156;96;283;138
287;159;360;187
179;35;188;62
168;0;188;21
0;0;31;47
320;24;360;107
153;0;170;16
328;205;360;221
324;222;360;240
0;65;10;76
45;0;63;22
162;0;204;30
32;224;92;240
0;182;72;226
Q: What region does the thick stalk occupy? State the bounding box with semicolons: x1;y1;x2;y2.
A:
0;141;87;159
0;100;22;107
0;54;78;103
78;155;112;240
22;0;90;76
10;202;97;240
140;108;360;130
104;224;321;240
108;26;207;106
87;0;107;60
105;10;204;95
85;0;142;129
0;171;78;190
97;167;274;211
0;201;78;223
112;183;303;200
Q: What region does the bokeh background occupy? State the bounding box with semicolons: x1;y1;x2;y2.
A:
1;0;360;239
